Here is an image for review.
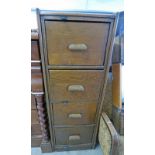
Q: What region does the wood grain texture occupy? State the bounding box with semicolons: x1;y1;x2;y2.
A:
31;34;44;92
31;124;42;135
31;72;44;92
31;135;42;147
31;94;37;110
31;40;40;60
112;63;122;109
31;110;39;124
52;102;97;125
54;125;94;145
45;21;109;66
49;70;104;102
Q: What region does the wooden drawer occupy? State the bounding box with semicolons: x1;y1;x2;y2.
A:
52;102;97;125
49;70;104;102
45;21;109;66
31;40;40;60
54;125;94;145
31;124;42;135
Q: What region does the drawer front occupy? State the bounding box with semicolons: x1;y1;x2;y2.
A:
52;102;97;125
45;21;109;66
31;40;40;60
31;72;44;92
54;126;94;145
49;70;104;102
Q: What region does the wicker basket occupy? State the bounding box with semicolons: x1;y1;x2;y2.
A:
99;112;119;155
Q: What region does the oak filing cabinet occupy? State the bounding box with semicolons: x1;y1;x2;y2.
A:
36;9;118;152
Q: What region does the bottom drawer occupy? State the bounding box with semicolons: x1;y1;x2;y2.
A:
54;125;95;145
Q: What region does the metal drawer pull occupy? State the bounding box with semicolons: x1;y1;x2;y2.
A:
68;85;84;92
68;43;87;51
68;113;82;119
69;135;80;141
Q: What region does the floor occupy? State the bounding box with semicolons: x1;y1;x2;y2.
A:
32;144;103;155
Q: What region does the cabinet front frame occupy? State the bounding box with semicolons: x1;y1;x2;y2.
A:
37;9;118;151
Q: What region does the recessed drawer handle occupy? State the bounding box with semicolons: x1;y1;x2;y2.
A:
68;43;87;51
68;113;82;119
68;85;85;92
69;135;80;141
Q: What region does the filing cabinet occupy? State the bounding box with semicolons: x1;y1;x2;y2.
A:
37;9;118;152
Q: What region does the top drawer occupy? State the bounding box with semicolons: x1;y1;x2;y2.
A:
45;21;110;66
